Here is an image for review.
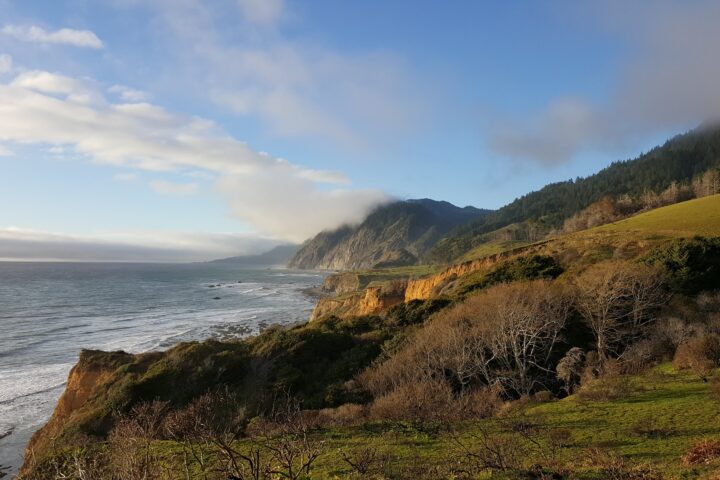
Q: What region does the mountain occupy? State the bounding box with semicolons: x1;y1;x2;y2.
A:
210;244;300;265
428;125;720;263
287;199;491;270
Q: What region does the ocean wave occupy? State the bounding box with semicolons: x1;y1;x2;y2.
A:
0;363;73;404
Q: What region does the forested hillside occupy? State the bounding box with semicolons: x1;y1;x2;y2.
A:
429;126;720;263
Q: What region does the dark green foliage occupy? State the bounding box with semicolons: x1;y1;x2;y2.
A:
64;318;397;440
642;236;720;294
386;298;453;326
430;126;720;263
249;321;387;407
462;255;564;295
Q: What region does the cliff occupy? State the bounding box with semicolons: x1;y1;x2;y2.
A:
310;280;407;321
308;245;535;321
404;246;530;300
21;350;134;475
288;199;490;270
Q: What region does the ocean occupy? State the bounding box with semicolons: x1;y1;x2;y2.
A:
0;261;325;475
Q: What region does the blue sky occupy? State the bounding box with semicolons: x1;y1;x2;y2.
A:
0;0;717;261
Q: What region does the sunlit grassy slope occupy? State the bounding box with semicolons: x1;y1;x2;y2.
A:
307;368;720;478
150;366;718;478
460;240;529;262
592;194;720;237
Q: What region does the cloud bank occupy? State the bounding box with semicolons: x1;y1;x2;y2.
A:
1;25;103;49
0;228;282;262
487;0;720;165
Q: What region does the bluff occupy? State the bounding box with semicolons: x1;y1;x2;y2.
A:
288;199;490;270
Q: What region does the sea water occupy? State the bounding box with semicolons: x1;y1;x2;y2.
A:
0;262;325;474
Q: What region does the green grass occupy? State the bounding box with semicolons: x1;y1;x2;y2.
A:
141;367;720;479
357;265;440;279
352;265;440;289
459;240;529;262
592;194;720;237
296;366;720;479
298;367;720;478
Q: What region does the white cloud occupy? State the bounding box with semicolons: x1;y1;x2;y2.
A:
0;227;283;262
0;54;12;74
487;0;720;164
150;180;198;195
0;144;13;156
113;172;138;182
108;85;151;102
11;70;83;95
115;0;423;146
1;25;104;49
0;69;388;241
236;0;284;26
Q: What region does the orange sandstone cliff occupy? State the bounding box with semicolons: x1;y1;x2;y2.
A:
20;350;134;475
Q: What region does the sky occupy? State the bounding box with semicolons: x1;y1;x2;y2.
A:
1;0;719;261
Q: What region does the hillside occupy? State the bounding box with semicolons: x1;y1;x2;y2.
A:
310;195;720;322
429;125;720;263
589;193;720;237
210;244;299;265
288;199;490;270
20;191;720;479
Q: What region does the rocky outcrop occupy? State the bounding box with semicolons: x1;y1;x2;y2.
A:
289;199;490;270
309;292;365;321
405;246;534;300
310;245;537;321
310;280;408;321
21;350;133;475
356;281;407;316
321;272;362;295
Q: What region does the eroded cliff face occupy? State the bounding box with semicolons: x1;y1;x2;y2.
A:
21;350;133;475
320;272;362;295
310;280;407;321
310;247;532;320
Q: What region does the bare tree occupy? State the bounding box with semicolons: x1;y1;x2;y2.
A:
259;395;325;480
575;262;667;366
477;281;572;396
361;280;572;404
108;400;168;480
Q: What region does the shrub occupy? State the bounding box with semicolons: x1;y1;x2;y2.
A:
642;236;720;294
682;439;720;465
317;403;367;426
629;416;673;439
673;333;720;377
385;298;452;326
369;376;456;425
576;375;637;402
340;447;389;476
556;347;585;394
620;339;659;374
462;254;563;294
584;448;663;480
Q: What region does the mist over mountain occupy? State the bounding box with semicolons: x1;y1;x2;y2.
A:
288;199;490;270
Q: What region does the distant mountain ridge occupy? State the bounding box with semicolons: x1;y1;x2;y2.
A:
211;244;300;265
288;199;491;270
